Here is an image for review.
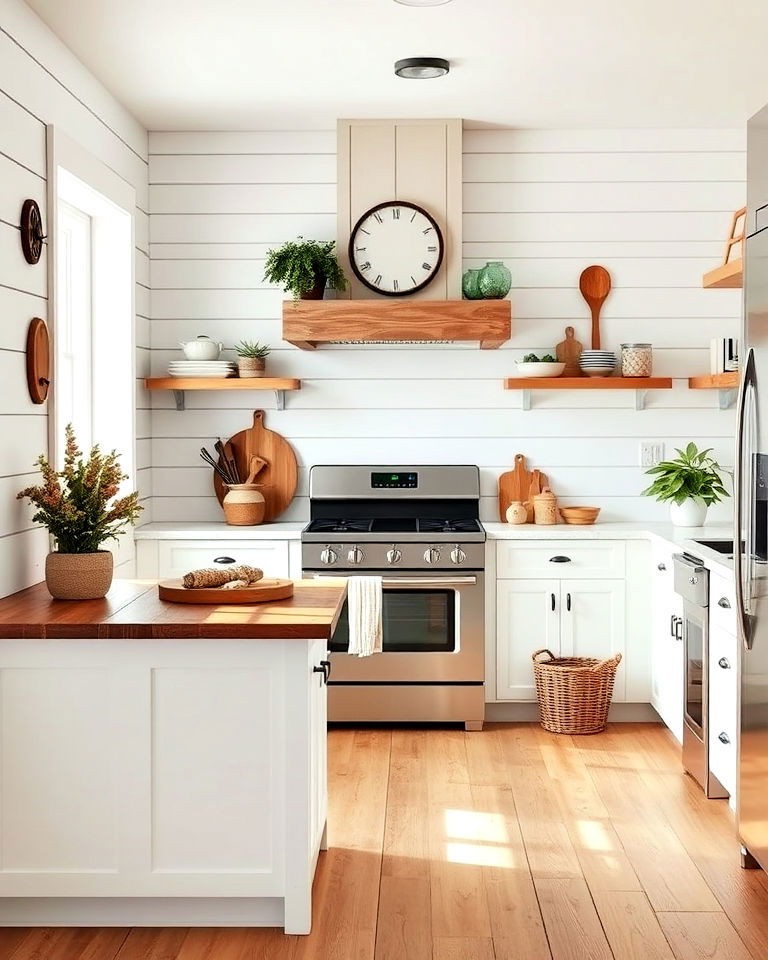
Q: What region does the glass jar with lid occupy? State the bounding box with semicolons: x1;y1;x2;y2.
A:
621;343;653;378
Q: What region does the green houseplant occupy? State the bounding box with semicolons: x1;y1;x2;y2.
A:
263;237;348;301
641;442;729;526
17;425;142;599
235;340;271;378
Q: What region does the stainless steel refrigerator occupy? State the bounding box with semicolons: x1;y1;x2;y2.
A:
736;102;768;870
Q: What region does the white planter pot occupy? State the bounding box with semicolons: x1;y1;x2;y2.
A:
669;498;708;527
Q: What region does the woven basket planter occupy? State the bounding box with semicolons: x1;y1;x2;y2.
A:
532;648;622;735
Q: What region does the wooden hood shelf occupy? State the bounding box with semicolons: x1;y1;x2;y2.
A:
282;299;511;350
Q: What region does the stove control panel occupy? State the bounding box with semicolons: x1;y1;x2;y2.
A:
450;545;467;565
371;471;417;489
347;546;365;565
320;545;338;565
424;546;441;565
386;546;402;565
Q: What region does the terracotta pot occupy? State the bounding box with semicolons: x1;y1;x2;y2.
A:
223;484;266;526
505;501;528;524
299;276;326;300
45;551;114;600
237;357;266;378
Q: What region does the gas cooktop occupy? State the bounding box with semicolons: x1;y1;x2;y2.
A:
304;517;483;536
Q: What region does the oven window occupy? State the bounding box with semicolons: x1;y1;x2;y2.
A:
685;617;704;730
329;589;456;653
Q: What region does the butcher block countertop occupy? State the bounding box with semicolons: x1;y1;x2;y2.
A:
0;578;348;641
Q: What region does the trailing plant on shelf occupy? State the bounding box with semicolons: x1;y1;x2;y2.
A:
641;442;730;527
263;237;348;302
235;340;271;378
17;425;142;599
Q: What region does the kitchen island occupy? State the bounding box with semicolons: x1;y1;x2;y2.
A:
0;578;346;933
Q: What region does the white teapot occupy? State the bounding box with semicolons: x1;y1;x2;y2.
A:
179;335;223;361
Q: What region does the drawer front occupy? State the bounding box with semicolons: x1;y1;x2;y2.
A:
709;573;736;637
708;627;738;796
157;540;290;580
496;540;626;580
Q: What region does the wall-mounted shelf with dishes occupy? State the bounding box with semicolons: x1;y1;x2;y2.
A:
688;371;739;409
144;377;301;411
702;206;746;289
503;376;673;411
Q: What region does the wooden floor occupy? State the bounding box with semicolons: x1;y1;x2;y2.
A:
4;723;768;959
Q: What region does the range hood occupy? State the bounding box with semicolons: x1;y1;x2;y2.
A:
282;299;511;350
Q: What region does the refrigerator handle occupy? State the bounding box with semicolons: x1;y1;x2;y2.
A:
734;348;756;650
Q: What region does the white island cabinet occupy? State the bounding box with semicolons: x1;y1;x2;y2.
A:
0;579;345;933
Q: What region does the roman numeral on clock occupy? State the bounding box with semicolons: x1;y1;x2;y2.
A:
355;246;366;252
422;262;432;271
422;227;433;234
360;261;371;271
392;208;400;219
427;245;437;252
373;211;383;224
393;279;399;292
374;274;382;286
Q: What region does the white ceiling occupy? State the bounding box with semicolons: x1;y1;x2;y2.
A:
23;0;768;130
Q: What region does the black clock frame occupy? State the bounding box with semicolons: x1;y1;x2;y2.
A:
348;200;445;297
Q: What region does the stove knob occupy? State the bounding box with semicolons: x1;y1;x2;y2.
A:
320;545;338;566
386;546;402;565
347;546;365;565
424;546;441;565
450;545;467;565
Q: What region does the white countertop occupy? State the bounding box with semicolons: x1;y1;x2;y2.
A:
134;521;305;541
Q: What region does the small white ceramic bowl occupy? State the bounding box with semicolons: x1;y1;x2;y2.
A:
515;361;566;379
179;336;223;361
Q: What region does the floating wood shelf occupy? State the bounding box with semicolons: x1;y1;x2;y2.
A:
282;299;511;350
503;376;673;411
145;377;301;411
702;258;743;289
688;371;739;409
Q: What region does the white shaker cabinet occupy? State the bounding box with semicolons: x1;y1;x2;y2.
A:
137;539;290;580
649;541;685;742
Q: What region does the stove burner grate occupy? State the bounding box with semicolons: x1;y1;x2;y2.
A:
306;518;373;534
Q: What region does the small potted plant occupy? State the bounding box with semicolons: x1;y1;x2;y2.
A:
515;352;565;379
263;237;348;302
642;442;730;526
17;425;142;599
235;340;271;378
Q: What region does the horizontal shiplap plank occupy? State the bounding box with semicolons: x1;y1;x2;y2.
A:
0;229;47;303
150;212;336;244
0;473;37;537
149;153;336;184
463;151;746;184
0;151;47;231
0;90;47;178
0;349;51;415
149;131;335;155
149;182;336;214
135;248;150;287
0;414;48;476
0;528;48;597
463;180;744;214
462;128;746;154
463;240;726;259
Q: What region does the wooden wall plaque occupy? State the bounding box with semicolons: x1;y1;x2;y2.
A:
26;318;50;404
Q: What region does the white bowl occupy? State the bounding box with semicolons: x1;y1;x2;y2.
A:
514;361;566;379
179;336;223;361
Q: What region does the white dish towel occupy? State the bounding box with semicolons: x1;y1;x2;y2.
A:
346;576;383;657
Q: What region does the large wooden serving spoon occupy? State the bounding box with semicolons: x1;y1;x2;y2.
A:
579;265;612;350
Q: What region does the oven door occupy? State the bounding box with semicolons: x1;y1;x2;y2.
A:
307;569;485;683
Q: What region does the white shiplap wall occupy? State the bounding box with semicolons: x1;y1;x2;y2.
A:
0;0;148;597
148;128;744;524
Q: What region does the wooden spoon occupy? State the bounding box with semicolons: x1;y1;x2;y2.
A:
579;266;612;350
245;456;268;485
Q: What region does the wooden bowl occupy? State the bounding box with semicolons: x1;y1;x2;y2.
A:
560;506;601;525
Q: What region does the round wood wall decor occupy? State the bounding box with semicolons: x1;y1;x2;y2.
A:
20;199;45;264
26;318;50;404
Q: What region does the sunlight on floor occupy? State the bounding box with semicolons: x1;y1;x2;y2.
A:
575;818;613;851
446;841;514;868
444;809;514;867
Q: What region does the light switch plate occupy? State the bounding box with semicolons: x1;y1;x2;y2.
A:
640;442;664;468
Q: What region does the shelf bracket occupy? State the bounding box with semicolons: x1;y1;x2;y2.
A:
634;390;648;411
521;389;531;412
173;390;186;412
275;390;286;411
719;388;737;411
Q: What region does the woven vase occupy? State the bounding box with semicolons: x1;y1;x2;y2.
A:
223;484;266;526
45;551;114;600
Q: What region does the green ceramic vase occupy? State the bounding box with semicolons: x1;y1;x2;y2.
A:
478;261;512;299
462;268;482;300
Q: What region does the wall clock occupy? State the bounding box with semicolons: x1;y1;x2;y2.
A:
20;199;45;265
349;200;444;296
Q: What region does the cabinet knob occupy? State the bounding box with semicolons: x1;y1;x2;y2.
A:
718;597;731;609
549;555;572;563
657;563;666;571
718;657;731;669
214;556;236;564
313;660;332;685
718;731;730;745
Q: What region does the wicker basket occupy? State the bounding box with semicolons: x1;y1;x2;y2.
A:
532;648;622;735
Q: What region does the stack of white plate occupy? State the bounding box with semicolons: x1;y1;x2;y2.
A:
580;350;616;378
168;360;236;379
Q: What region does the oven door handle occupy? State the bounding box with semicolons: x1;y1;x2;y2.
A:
307;573;478;587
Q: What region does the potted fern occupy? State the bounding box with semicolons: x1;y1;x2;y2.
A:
17;425;142;599
235;340;271;378
263;237;348;301
642;442;730;526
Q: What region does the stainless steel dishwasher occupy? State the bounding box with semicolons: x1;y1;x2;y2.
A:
673;552;728;798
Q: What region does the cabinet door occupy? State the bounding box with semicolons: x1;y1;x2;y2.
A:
157;540;289;579
650;544;684;741
560;580;626;701
496;579;560;700
308;640;328;855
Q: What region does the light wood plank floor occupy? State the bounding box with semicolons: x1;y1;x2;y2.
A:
4;723;768;960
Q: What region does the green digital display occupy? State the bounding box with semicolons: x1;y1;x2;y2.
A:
371;472;418;489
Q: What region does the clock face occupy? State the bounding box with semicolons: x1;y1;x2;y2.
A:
349;201;444;296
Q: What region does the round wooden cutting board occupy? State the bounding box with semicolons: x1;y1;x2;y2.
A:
159;578;295;604
213;410;298;521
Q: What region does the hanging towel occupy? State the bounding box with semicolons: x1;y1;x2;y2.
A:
346;576;383;657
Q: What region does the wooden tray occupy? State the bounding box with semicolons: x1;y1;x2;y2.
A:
159;578;295;604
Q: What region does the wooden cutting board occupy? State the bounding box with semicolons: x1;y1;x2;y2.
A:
159;578;294;604
556;326;583;377
213;410;298;521
498;454;548;522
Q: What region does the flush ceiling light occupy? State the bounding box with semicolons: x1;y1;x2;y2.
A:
394;57;450;79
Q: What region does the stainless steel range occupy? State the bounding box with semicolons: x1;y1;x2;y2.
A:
301;465;485;730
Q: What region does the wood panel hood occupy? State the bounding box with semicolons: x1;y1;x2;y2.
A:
282;299;511;350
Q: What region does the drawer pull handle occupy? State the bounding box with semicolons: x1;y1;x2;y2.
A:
718;597;731;609
670;614;677;637
718;657;731;669
658;562;667;571
551;592;556;612
674;618;683;641
566;592;572;612
214;556;236;564
313;660;332;685
718;732;731;745
549;556;572;563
